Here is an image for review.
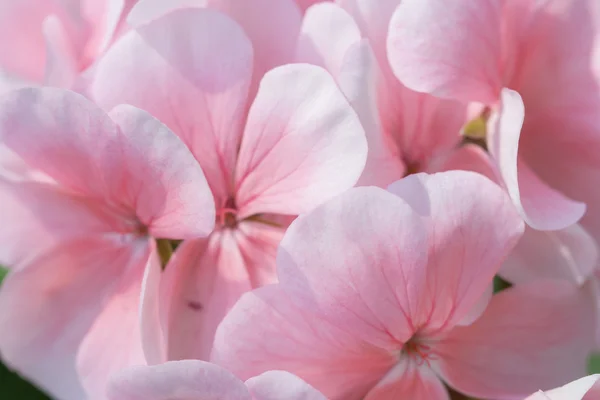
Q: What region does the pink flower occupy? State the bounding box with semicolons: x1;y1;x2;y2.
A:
213;171;594;399
388;0;600;233
0;0;138;90
0;88;214;399
106;360;326;400
294;1;476;187
89;6;367;366
526;374;600;400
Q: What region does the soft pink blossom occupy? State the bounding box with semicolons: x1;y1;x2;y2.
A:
0;88;214;400
388;0;600;233
0;0;138;90
526;374;600;400
214;171;594;399
294;1;479;187
106;360;326;400
89;6;367;369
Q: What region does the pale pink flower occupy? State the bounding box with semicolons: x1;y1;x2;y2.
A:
388;0;600;233
0;0;138;90
0;88;214;400
526;374;600;400
213;171;595;399
294;1;479;187
106;360;326;400
89;6;367;368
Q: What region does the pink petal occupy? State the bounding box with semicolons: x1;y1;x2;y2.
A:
213;285;395;399
160;234;252;361
91;8;253;201
295;3;404;186
364;360;449;400
0;0;80;82
387;0;503;103
128;0;302;95
42;15;78;88
106;360;251;400
488;88;586;230
296;2;362;79
76;250;154;397
275;186;429;347
387;171;524;334
501;224;599;286
234;64;367;217
532;374;600;400
139;249;166;365
0;88;215;238
246;371;327;400
433;280;595;399
107;105;215;239
0;237;151;400
337;0;402;90
0;180;116;268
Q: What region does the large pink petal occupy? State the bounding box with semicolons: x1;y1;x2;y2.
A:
275;186;429;347
106;360;251;400
0;237;151;400
213;285;395;400
76;249;155;398
107;105;215;239
387;0;503;103
364;360;449;400
158;232;253;361
295;3;404;186
387;171;524;334
0;180;117;268
433;280;595;399
128;0;302;95
246;371;327;400
0;89;215;238
501;224;599;286
234;64;367;217
91;8;253;201
337;0;401;89
488;88;586;230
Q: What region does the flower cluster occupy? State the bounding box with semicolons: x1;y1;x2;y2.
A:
0;0;599;399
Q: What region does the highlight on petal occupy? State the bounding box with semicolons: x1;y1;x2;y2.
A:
106;360;252;400
234;64;367;217
487;88;586;230
92;7;254;201
501;224;599;286
525;374;600;400
434;280;595;399
387;0;503;103
246;370;327;400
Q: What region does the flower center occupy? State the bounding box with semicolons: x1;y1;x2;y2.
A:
461;106;491;150
403;337;437;367
217;197;238;229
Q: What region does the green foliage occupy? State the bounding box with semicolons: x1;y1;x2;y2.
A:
0;266;51;399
